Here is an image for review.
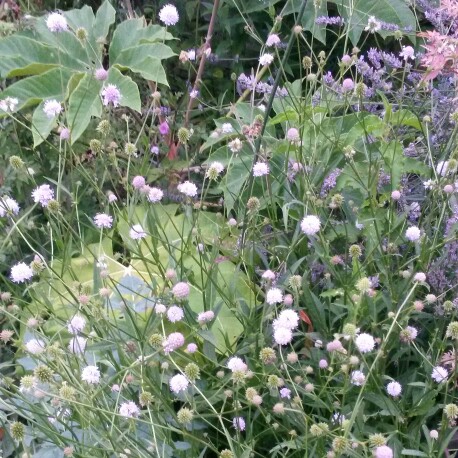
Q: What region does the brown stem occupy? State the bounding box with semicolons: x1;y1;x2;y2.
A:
184;0;221;127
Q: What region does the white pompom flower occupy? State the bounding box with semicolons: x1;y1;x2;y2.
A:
300;215;321;236
159;4;179;26
46;12;68;32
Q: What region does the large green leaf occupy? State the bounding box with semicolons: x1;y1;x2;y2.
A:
0;35;82;77
67;74;103;143
93;0;116;43
1;67;72;109
329;0;416;45
31;100;59;147
109;20;173;63
31;19;91;67
106;67;141;112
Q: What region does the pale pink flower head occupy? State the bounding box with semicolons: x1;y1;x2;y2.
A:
25;338;46;354
233;416;246;431
431;365;448;383
132;176;146;189
253;162;270;177
259;53;274;66
101;84;121;107
341;78;354;92
32;184;54;207
67;315;86;334
10;262;33;283
374;445;393;458
119;401;140;418
147;187;164;203
286;127;300;142
274;310;299;330
60;128;70;140
341;54;352;66
266;288;283;305
350;370;365;386
129;224;147;240
300;215;320;236
172;282;190;299
159;4;179;26
266;34;281;47
95;68;108;81
167;305;184;323
187;343;198;353
169;374;189;393
81;365;101;384
163;332;185;354
413;272;426;283
386;381;402;397
355;333;375;353
227;356;247;373
400;46;415;61
197;310;215;324
319;359;328;369
93;213;113;229
68;336;87;354
43;99;62;118
326;339;344;352
46;12;68;32
177;181;198;197
273;327;293;345
159;121;169;135
405;226;421;242
0;197;19;217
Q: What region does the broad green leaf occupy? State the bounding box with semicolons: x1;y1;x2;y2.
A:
93;0;116;42
268;109;298;126
0;35;82;77
106;67;141;112
109;19;173;63
1;67;73;109
31;101;58;147
221;158;251;215
66;72;85;99
32;19;91;67
114;56;169;86
67;74;103;143
329;0;416;45
64;5;95;33
114;43;175;65
390;109;423;130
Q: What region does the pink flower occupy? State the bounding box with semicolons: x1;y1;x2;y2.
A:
159;121;169;135
101;84;121;107
95;68;108;81
172;282;190;299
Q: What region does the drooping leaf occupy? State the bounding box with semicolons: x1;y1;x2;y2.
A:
31;100;59;147
93;0;116;42
1;67;73;110
67;73;103;143
106;67;141;112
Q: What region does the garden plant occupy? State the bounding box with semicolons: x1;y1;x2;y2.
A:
1;0;458;457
